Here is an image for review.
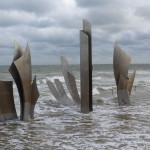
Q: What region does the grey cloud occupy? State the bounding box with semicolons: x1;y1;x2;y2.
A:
135;5;150;20
0;0;57;15
0;0;150;65
75;0;123;8
0;10;36;27
87;8;127;26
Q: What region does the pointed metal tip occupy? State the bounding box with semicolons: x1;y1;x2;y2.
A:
114;41;119;47
25;42;30;53
60;56;65;59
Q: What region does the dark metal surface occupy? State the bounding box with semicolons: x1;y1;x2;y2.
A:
80;19;93;113
0;81;17;121
80;30;90;113
9;40;24;120
83;19;93;111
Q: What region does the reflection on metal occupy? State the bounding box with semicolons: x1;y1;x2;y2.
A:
54;79;73;106
80;19;93;113
30;76;40;119
127;70;136;95
0;81;17;121
113;42;131;105
9;41;39;121
60;56;80;104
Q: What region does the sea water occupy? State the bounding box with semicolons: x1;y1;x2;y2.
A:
0;64;150;150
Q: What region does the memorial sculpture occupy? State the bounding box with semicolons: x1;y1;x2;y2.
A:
9;41;40;121
47;19;93;113
80;19;93;113
113;42;135;105
0;81;18;121
47;56;79;106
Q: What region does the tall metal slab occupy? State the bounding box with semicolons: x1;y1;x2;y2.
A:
80;19;93;113
60;56;80;104
83;19;93;111
30;76;40;119
0;81;18;121
80;30;90;113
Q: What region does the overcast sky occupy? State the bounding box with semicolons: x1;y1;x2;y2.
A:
0;0;150;65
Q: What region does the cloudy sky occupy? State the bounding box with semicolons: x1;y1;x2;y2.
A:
0;0;150;65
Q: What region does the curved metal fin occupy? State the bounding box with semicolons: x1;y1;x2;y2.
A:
67;71;80;105
47;80;69;105
47;80;61;101
127;70;136;95
13;40;23;61
60;56;80;104
30;76;40;119
113;42;131;85
0;81;18;121
54;79;73;106
14;44;32;121
9;41;24;120
118;74;130;105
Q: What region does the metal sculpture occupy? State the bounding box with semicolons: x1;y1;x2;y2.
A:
0;81;17;121
60;56;80;105
9;41;39;121
80;19;93;113
113;42;132;105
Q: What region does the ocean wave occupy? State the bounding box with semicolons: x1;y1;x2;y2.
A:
37;76;65;84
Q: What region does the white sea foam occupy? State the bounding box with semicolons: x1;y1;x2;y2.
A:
93;87;100;95
46;76;65;83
